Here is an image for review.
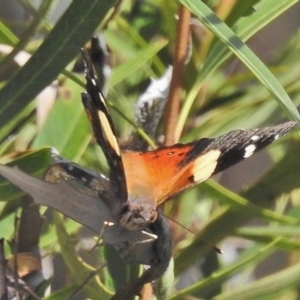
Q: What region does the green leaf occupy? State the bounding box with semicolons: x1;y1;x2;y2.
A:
109;39;168;87
237;227;300;250
0;0;117;139
171;240;280;300
156;258;174;300
0;20;18;45
102;245;140;294
44;285;78;300
0;148;51;202
177;0;300;138
214;260;300;300
33;79;90;160
202;179;296;225
54;212;113;299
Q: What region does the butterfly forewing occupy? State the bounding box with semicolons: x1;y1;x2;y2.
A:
81;50;128;207
187;122;296;177
122;122;296;205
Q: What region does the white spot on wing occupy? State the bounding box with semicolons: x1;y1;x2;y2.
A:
250;135;259;141
91;78;97;86
99;92;108;108
100;174;108;179
274;134;279;140
244;144;256;158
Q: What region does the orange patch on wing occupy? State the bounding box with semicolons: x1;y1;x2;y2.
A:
121;144;215;206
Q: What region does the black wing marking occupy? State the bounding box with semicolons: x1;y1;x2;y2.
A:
181;121;296;182
81;49;128;206
212;122;296;174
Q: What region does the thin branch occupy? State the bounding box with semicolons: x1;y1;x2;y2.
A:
163;5;191;145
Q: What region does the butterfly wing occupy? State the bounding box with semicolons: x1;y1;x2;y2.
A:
184;122;296;178
81;50;295;229
122;122;295;205
81;50;128;211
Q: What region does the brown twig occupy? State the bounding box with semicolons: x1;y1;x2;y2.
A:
66;264;107;300
0;239;8;300
163;5;191;146
12;214;21;300
139;283;153;300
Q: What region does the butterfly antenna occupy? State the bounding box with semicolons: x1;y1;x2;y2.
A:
162;213;223;254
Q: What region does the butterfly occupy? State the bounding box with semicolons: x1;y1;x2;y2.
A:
80;49;296;231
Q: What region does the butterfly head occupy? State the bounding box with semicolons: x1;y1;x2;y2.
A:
119;201;158;231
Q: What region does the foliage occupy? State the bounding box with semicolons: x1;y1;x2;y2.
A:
0;0;300;299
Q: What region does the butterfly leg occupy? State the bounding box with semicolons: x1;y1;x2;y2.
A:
123;231;158;255
89;221;115;252
141;231;158;242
